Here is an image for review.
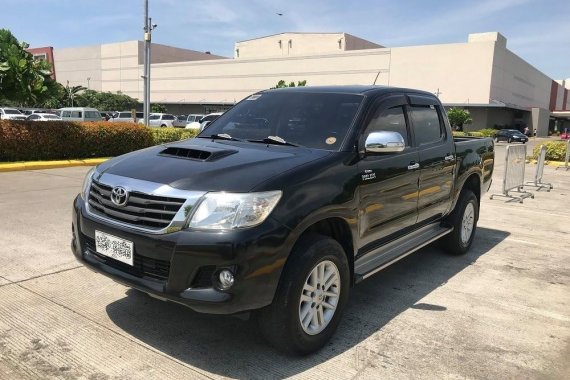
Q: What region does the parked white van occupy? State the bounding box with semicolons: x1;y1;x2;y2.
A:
59;107;101;122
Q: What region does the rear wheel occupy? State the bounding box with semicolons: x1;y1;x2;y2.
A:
258;234;350;355
160;124;167;128
440;190;478;255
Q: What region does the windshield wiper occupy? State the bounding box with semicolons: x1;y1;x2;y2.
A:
197;133;243;142
248;135;303;147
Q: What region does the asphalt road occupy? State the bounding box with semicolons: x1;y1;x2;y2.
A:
0;138;568;379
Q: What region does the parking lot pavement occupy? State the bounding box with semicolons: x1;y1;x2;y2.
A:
0;146;569;379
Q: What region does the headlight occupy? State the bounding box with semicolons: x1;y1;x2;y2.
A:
188;191;282;230
81;167;95;200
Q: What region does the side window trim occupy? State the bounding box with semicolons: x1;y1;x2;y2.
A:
360;95;412;151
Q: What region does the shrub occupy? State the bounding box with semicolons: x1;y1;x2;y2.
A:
0;120;154;161
150;128;198;145
453;131;468;137
466;132;484;137
476;128;498;137
531;141;568;161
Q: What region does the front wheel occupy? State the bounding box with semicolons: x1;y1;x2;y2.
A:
440;190;479;255
257;234;350;355
160;124;167;128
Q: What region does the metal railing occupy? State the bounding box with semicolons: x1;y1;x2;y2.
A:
525;145;553;191
555;139;570;171
490;144;534;203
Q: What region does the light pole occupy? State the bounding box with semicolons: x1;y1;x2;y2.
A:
66;80;74;107
143;0;157;127
87;77;91;90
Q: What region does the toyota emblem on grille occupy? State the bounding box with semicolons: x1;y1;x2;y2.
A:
110;186;129;207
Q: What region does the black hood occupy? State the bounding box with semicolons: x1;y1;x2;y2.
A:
96;138;332;192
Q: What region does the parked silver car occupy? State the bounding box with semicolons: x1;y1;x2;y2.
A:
0;108;27;120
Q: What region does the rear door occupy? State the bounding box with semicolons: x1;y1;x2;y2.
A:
408;95;456;223
357;95;420;250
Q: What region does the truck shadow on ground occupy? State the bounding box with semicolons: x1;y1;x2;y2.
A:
106;227;509;379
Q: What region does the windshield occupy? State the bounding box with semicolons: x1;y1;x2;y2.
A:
198;92;363;150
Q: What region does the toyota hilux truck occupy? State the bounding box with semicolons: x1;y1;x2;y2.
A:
71;86;494;355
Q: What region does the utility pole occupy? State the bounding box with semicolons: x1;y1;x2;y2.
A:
143;0;149;127
143;1;157;127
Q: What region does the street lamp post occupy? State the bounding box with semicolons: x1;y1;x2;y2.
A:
143;0;157;127
66;80;74;107
87;77;91;90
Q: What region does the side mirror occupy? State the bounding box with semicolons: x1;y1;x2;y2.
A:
365;131;405;154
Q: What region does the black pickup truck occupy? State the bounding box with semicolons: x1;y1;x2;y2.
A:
71;86;494;354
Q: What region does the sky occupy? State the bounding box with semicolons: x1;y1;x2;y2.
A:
1;0;568;79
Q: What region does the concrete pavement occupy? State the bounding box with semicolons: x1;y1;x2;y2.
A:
0;143;568;379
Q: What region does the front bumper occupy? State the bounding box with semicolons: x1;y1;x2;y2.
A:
71;195;292;314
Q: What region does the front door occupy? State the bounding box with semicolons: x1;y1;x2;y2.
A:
357;95;420;252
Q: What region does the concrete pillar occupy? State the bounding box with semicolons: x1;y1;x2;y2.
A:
531;108;550;137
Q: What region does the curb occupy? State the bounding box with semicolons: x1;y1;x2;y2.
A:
0;158;109;172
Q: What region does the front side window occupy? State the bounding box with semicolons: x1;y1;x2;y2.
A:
199;92;364;150
163;115;175;120
62;111;71;118
149;115;160;120
119;112;131;118
410;105;443;145
365;106;409;146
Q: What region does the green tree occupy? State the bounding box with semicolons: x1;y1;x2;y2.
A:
76;89;138;111
271;80;307;89
0;29;54;106
447;107;473;131
151;104;167;113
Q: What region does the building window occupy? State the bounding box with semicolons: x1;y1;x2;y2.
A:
235;48;239;58
33;53;47;61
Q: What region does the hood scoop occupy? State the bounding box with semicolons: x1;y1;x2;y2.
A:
159;145;238;162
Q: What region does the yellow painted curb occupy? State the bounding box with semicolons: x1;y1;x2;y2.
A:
0;158;109;172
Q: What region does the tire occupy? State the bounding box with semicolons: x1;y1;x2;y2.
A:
440;190;478;255
257;234;350;355
161;124;167;128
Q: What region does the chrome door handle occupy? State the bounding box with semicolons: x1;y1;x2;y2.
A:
444;154;455;162
407;162;420;170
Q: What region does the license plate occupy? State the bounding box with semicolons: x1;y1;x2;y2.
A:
94;230;134;266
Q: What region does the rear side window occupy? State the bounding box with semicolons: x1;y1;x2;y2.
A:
71;111;82;118
62;111;71;118
365;106;409;146
119;112;131;118
410;105;443;145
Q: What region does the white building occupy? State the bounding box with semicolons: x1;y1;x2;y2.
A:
40;31;570;135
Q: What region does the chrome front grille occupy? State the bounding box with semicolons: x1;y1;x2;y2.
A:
88;179;186;230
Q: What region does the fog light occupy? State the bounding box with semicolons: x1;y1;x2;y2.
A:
218;269;235;290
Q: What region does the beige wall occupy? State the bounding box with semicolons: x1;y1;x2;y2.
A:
388;41;495;105
115;49;392;103
143;42;226;64
234;33;381;59
53;32;561;117
489;45;552;110
53;44;102;90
